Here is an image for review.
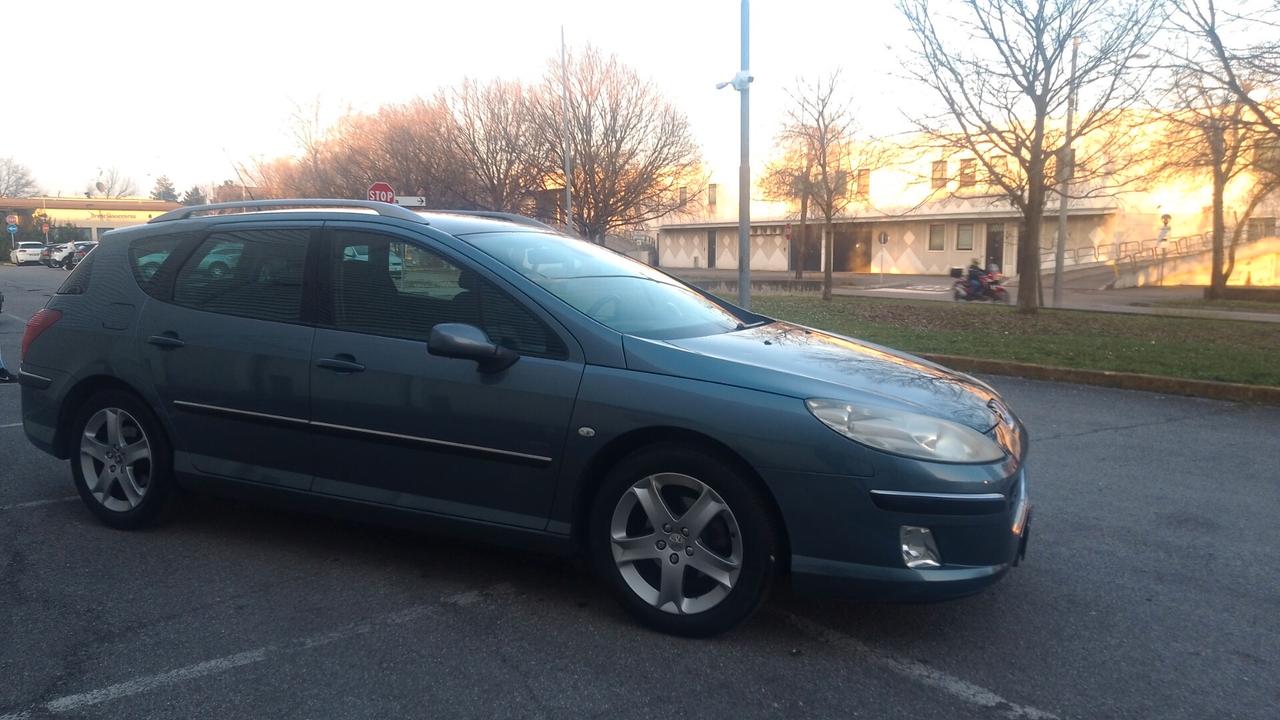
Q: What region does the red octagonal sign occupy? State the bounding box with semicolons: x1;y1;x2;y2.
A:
367;182;396;203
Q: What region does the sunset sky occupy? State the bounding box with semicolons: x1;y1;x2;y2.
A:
5;0;916;197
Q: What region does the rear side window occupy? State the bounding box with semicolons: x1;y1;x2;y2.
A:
129;233;191;299
173;228;309;323
56;250;97;295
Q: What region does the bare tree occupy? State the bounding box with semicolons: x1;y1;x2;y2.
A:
780;72;881;300
1175;1;1280;143
86;167;138;198
760;140;814;279
1164;0;1280;295
530;45;705;243
0;157;40;197
442;78;542;213
255;99;470;206
1151;65;1280;294
898;0;1161;313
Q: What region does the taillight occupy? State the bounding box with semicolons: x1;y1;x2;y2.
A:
22;308;63;362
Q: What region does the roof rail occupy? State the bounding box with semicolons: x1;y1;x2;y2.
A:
426;210;560;232
148;199;429;224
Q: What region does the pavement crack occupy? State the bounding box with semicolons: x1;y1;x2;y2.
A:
1034;406;1242;443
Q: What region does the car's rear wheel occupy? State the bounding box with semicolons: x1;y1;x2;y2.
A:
70;390;175;529
207;261;229;279
588;443;779;637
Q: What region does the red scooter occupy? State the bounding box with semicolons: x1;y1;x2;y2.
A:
952;271;1011;303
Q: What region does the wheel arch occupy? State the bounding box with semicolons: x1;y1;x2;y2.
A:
572;426;792;575
54;375;166;459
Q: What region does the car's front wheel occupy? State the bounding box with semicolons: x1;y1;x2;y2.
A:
70;390;176;530
589;443;780;636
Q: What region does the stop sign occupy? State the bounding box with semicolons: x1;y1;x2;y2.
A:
367;182;396;203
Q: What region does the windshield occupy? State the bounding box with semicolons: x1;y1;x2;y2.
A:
463;231;748;339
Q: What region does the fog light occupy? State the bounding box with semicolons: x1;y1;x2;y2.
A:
900;526;941;569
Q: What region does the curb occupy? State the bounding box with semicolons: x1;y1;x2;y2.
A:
919;353;1280;405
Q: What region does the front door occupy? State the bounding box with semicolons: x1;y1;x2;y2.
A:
137;224;318;490
307;224;584;529
985;224;1005;273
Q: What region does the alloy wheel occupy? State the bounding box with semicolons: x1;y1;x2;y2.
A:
609;473;743;615
79;408;152;512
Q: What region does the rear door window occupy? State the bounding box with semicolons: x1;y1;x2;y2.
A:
173;228;309;323
325;229;566;357
129;233;192;299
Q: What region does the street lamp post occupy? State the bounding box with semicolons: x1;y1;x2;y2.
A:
1052;37;1079;308
718;1;753;309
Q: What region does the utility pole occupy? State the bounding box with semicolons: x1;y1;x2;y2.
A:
735;0;752;308
1052;36;1079;307
716;1;753;306
560;26;574;236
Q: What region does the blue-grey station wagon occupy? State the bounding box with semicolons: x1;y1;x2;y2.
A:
18;199;1031;636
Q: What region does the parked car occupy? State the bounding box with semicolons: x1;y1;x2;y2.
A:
48;242;82;268
136;244;241;280
343;244;404;278
9;241;45;265
65;241;98;270
16;200;1030;637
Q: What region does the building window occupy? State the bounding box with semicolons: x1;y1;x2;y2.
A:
679;186;688;206
708;184;717;213
959;159;977;187
957;223;974;251
931;160;948;189
855;168;871;198
1247;217;1276;240
928;224;945;251
989;155;1008;184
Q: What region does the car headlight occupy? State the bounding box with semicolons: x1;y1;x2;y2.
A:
806;398;1005;463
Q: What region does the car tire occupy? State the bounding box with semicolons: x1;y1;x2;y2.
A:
69;390;176;530
588;443;780;637
208;261;229;279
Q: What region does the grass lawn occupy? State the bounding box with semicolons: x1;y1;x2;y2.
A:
750;295;1280;387
1142;298;1280;315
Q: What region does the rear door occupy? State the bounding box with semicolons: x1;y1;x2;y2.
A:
135;223;319;489
307;223;584;529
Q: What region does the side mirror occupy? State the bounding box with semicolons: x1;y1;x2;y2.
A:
428;323;519;373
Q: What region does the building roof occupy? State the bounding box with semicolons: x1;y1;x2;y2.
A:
0;197;182;212
659;206;1116;231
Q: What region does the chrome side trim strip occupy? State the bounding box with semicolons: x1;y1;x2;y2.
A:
174;401;553;463
870;490;1006;501
173;400;310;426
310;420;552;463
18;370;53;383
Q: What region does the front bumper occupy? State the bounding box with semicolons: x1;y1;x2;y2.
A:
769;467;1031;602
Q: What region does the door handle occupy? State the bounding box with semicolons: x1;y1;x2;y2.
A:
147;333;186;349
316;356;366;373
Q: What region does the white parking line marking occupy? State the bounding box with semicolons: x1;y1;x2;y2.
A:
785;614;1059;720
1;423;24;429
0;588;500;719
41;649;269;716
0;496;77;511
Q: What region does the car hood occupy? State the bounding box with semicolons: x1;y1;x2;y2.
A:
623;321;1003;431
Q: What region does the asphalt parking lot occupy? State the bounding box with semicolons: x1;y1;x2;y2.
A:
1;263;1277;719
